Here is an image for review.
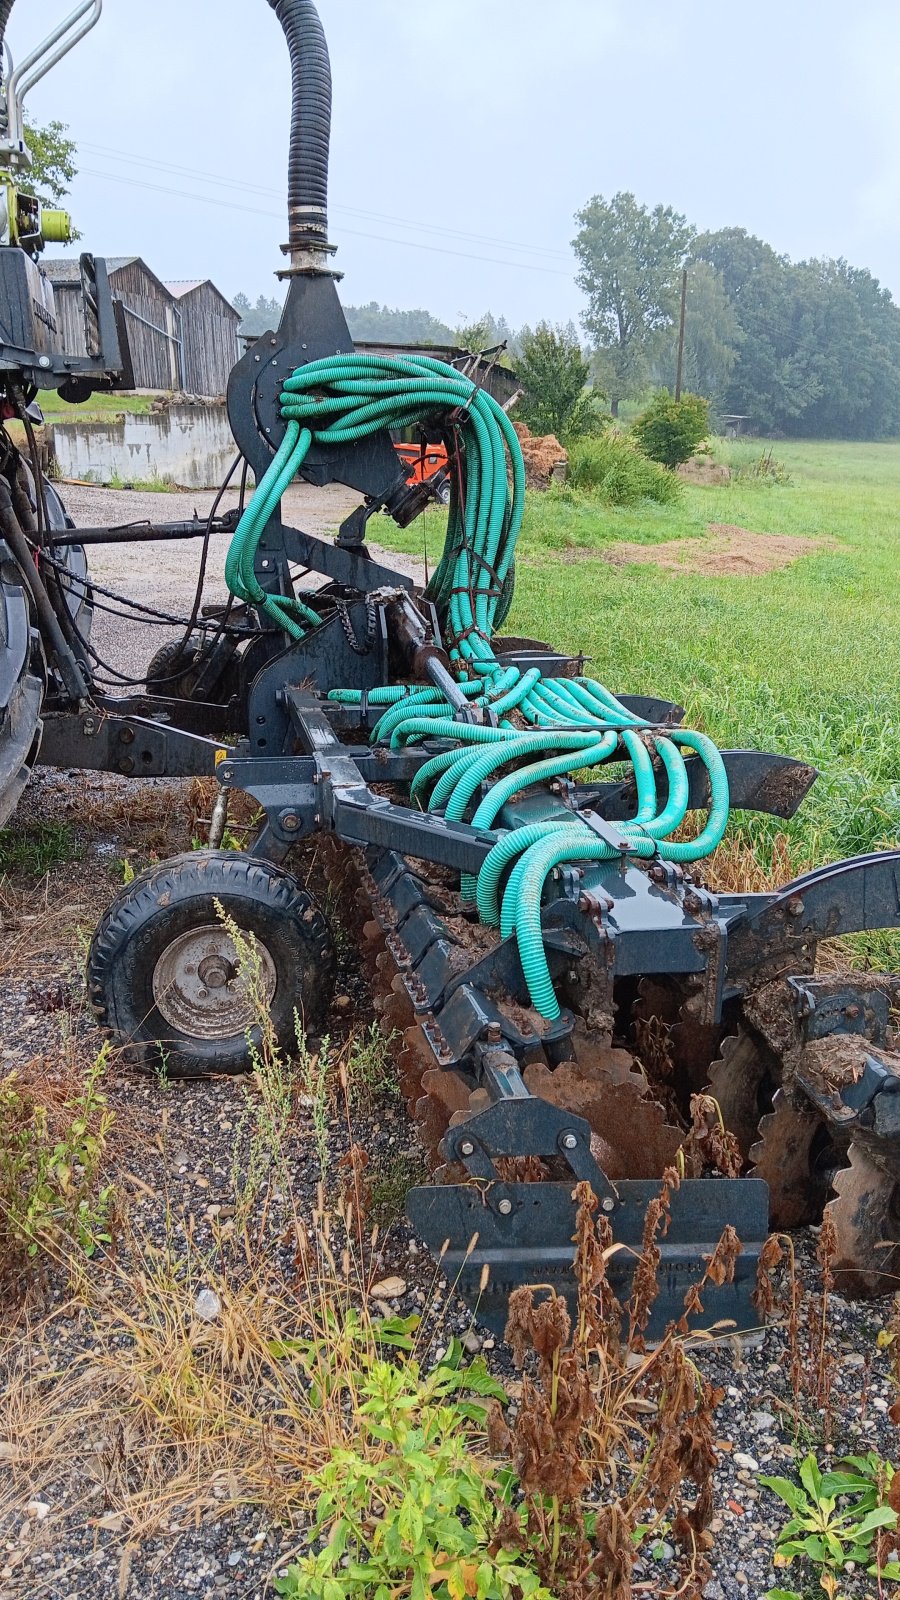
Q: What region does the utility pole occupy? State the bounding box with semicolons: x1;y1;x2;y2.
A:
675;267;688;401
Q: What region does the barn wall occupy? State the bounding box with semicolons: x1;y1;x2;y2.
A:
53;285;89;358
111;263;180;390
178;285;240;396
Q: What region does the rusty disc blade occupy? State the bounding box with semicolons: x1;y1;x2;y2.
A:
825;1145;900;1299
749;1087;841;1230
523;1056;683;1181
707;1027;781;1162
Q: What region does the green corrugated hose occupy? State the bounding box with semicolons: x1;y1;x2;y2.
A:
225;351;732;1018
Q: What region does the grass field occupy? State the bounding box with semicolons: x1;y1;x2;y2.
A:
380;439;900;947
36;389;158;423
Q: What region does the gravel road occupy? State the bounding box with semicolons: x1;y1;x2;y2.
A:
61;481;425;680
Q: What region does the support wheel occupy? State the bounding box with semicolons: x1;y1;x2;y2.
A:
88;850;336;1076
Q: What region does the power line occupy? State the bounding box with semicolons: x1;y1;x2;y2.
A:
77;140;574;264
77;165;574;277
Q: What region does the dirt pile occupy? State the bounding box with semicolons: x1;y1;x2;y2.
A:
512;422;568;489
677;456;731;485
605;523;838;577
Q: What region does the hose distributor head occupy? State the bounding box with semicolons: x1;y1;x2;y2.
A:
268;0;337;275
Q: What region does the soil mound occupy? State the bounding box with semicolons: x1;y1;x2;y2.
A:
676;457;731;485
605;524;837;577
512;422;568;489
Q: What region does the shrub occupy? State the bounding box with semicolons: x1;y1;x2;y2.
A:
566;431;682;505
632;390;710;468
516;322;606;441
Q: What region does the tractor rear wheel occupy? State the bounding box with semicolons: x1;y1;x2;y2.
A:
88;850;335;1076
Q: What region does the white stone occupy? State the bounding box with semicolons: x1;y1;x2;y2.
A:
25;1503;50;1522
194;1289;222;1322
733;1452;759;1472
751;1411;776;1431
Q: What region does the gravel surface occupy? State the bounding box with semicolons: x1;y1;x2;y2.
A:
61;481;425;679
0;493;897;1598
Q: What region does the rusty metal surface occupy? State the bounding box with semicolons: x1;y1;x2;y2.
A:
826;1145;900;1299
749;1087;842;1230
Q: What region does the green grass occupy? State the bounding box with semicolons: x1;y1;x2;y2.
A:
0;821;83;878
374;441;900;930
36;390;159;424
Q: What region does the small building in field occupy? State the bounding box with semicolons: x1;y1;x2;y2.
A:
164;281;241;398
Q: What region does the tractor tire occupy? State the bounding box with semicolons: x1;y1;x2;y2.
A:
146;634;241;703
88;850;336;1077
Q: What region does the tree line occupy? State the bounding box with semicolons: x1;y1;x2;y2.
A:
22;118;900;439
573;193;900;438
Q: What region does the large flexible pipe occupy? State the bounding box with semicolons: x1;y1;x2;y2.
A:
0;0;16;127
0;0;16;62
267;0;333;260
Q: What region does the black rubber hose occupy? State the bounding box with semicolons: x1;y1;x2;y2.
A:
0;477;88;700
0;0;16;62
267;0;332;250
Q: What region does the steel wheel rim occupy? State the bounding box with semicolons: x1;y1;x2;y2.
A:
151;923;276;1041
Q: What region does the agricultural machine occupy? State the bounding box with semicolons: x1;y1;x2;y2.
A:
1;0;900;1336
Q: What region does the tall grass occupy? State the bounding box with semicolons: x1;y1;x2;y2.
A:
566;432;681;505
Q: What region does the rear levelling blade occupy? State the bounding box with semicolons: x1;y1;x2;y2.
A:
407;1177;769;1343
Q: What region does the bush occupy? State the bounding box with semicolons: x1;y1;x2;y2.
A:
516;323;606;441
631;390;710;468
566;431;682;505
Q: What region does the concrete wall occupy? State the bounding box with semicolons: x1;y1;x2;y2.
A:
49;404;241;490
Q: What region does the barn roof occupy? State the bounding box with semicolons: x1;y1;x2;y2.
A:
43;255;175;301
43;258;85;285
165;279;240;319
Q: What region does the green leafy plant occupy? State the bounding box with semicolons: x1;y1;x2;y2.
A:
346;1023;399;1109
565;431;681;505
761;1450;900;1596
631;389;710;469
516;321;604;441
0;1048;115;1279
274;1348;550;1600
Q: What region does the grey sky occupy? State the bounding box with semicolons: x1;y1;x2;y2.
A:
17;0;900;327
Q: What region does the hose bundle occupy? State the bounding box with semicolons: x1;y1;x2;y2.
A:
226;352;731;1018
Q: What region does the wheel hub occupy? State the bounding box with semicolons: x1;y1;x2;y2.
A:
152;924;277;1040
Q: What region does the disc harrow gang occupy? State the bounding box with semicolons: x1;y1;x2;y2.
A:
2;0;899;1347
340;831;900;1325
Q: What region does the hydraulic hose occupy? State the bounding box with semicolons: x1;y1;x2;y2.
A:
225;350;735;1020
267;0;333;255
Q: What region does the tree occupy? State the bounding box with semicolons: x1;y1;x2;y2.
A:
691;229;900;436
346;302;454;344
515;322;602;440
233;292;285;337
653;262;743;410
573;192;694;415
632;391;710;468
454;312;514;352
23;119;77;208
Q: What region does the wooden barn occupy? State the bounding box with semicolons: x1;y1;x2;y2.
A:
164;281;241;397
43;260;240;395
45;256;181;389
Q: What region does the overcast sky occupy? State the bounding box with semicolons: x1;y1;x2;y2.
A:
16;0;900;327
